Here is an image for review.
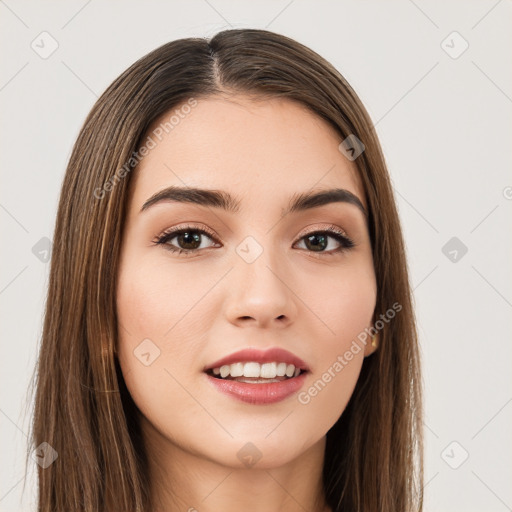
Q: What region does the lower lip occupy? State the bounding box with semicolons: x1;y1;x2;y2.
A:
205;372;308;404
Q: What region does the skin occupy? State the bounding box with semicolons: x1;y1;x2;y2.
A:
116;94;377;512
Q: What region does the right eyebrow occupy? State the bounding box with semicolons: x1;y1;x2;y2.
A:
140;186;241;213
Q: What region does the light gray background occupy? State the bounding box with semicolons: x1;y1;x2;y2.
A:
1;1;511;511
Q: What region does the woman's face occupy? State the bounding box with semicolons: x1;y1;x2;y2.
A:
116;94;377;469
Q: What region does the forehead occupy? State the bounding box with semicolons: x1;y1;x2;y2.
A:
129;94;366;213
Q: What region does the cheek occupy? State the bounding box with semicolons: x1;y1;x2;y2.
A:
307;261;377;347
334;278;376;339
116;257;190;338
115;259;205;441
297;263;376;413
116;252;218;351
115;253;217;401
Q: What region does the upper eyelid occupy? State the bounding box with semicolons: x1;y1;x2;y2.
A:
157;224;219;241
295;224;349;239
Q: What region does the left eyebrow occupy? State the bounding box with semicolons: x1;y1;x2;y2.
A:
140;185;367;218
285;188;367;218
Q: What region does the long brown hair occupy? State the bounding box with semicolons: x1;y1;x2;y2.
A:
28;28;423;511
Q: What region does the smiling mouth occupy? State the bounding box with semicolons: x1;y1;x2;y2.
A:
206;371;305;384
205;361;306;384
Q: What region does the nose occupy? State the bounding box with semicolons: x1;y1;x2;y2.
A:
224;247;298;329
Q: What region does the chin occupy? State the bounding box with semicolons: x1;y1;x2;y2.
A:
207;433;317;470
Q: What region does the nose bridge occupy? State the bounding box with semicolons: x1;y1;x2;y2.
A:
227;234;297;325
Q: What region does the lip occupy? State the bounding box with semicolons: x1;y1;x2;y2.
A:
203;347;310;372
205;371;308;404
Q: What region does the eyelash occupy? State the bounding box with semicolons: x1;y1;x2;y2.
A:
152;224;355;257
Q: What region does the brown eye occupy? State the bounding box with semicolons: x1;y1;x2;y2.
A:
174;231;202;250
295;229;355;254
303;233;329;252
154;227;219;255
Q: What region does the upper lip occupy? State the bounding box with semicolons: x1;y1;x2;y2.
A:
204;347;310;372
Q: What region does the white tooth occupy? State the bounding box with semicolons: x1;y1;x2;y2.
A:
213;367;220;375
294;368;300;377
285;364;295;378
243;362;261;378
276;362;287;376
260;362;277;378
230;362;244;377
220;365;231;378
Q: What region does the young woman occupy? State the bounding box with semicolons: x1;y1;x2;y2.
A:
29;28;423;512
